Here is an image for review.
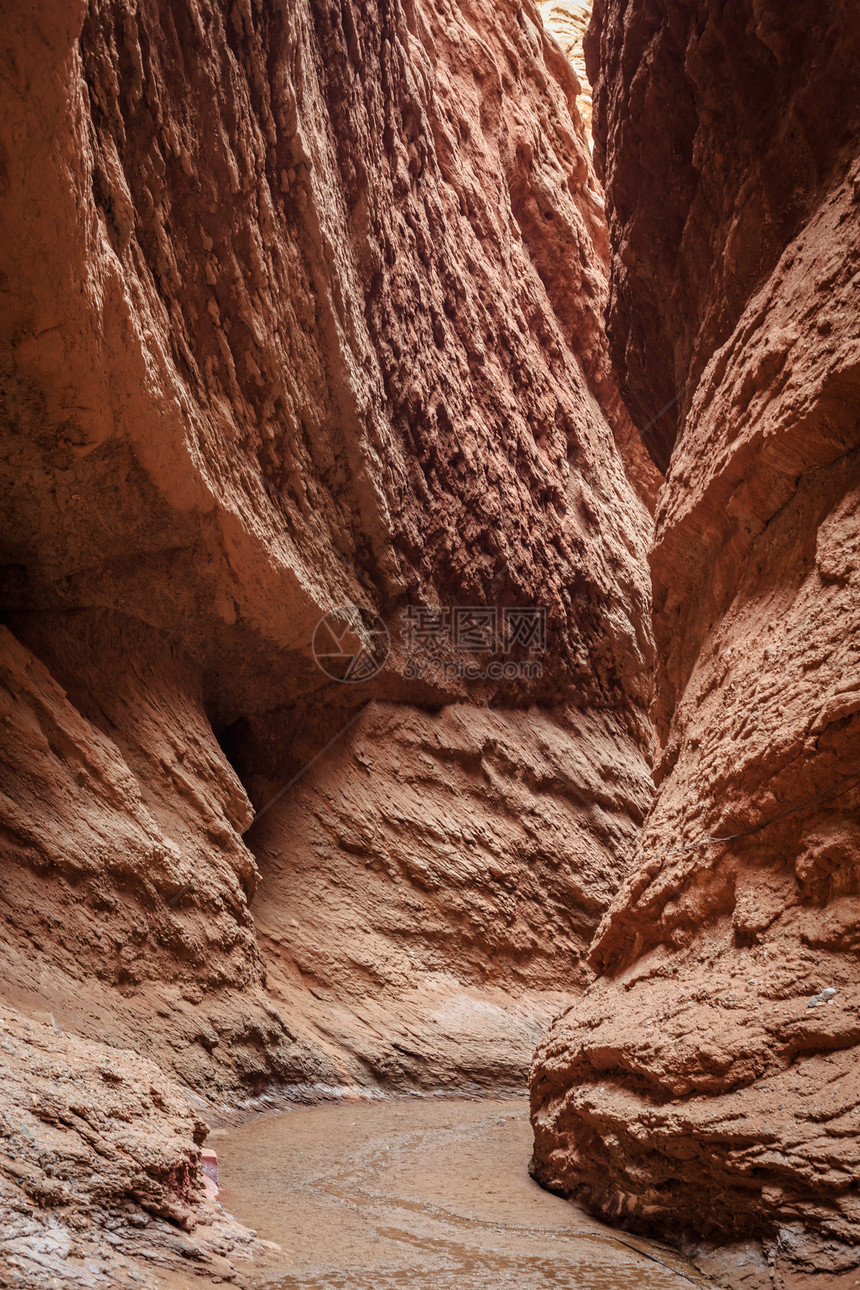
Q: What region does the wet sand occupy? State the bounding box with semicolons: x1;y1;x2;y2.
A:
214;1097;708;1288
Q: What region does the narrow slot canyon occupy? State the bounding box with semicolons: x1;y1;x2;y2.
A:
0;1;858;1288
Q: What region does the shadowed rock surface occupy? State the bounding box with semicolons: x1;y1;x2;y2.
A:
531;2;860;1284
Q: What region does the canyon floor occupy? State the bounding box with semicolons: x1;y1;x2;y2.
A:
211;1097;707;1289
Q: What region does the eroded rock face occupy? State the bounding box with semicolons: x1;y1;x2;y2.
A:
531;2;860;1282
1;0;653;1098
584;0;860;477
251;700;652;1088
0;5;659;1280
0;1004;264;1288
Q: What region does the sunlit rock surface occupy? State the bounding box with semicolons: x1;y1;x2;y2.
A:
539;1;593;139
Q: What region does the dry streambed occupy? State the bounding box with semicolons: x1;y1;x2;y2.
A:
213;1097;707;1289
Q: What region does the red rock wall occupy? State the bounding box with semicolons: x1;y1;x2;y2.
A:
531;2;860;1283
0;0;655;1123
0;1003;263;1285
251;700;652;1090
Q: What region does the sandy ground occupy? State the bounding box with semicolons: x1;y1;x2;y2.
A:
212;1096;708;1288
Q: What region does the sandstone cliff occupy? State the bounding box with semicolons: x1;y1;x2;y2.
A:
1;0;655;1280
531;2;860;1285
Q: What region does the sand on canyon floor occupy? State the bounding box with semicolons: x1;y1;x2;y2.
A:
209;1096;707;1289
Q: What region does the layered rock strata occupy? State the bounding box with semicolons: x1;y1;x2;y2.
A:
531;2;860;1283
251;700;651;1089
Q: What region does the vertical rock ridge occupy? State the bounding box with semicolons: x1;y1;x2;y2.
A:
531;3;860;1283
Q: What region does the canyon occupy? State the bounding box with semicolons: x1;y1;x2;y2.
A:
0;0;857;1288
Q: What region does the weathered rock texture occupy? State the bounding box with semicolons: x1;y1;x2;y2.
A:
531;2;860;1284
1;0;654;1281
251;700;651;1090
0;1004;267;1289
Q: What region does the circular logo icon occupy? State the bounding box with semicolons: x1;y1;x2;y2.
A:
311;606;390;683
